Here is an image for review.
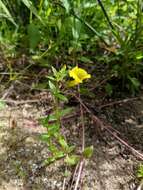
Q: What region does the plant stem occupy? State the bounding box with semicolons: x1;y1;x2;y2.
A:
97;0;114;30
78;85;85;151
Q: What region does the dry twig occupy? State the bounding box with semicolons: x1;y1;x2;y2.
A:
100;97;140;109
73;94;143;161
69;87;86;190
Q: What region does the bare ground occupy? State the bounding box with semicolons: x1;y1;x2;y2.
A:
0;93;143;190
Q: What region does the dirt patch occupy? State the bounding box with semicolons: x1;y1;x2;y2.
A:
0;95;143;189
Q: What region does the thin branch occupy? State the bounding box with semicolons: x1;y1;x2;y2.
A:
73;94;143;161
62;167;67;190
69;162;80;190
70;85;86;190
99;97;140;109
73;160;84;190
78;85;85;151
0;98;48;105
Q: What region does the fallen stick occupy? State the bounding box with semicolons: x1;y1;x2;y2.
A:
73;94;143;161
73;160;84;190
0;98;45;105
72;87;85;190
100;97;140;109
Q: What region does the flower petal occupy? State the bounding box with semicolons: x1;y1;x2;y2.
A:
69;66;91;85
67;80;80;87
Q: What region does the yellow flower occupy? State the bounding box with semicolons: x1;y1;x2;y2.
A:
68;66;91;87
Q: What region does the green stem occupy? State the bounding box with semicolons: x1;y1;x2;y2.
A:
97;0;114;30
54;82;61;127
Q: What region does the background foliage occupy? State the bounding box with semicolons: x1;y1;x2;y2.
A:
0;0;143;93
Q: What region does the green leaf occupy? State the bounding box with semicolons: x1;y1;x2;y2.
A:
0;100;6;110
136;52;143;60
137;172;143;178
54;151;65;159
44;157;55;165
59;137;68;149
46;76;55;81
61;0;70;13
65;155;79;166
39;116;49;127
82;2;96;9
48;114;57;122
55;93;68;102
59;107;73;117
83;146;94;158
21;0;43;24
72;26;79;40
62;145;75;154
78;56;93;63
64;170;71;177
49;81;57;92
105;83;113;96
0;0;17;26
66;145;75;153
32;82;47;89
40;133;50;142
49;108;72;121
128;76;140;89
136;55;143;60
49;145;58;153
72;19;81;40
57;65;67;81
27;23;41;50
137;165;143;178
48;124;60;135
51;66;58;77
44;151;65;165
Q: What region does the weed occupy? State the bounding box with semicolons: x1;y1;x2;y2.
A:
39;66;76;165
1;0;143;93
39;65;92;166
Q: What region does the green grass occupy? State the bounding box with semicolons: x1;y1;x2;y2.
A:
0;0;143;93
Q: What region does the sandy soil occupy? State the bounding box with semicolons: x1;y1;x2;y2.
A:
0;95;143;190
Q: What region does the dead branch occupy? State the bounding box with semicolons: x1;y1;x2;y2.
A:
100;97;140;109
73;94;143;161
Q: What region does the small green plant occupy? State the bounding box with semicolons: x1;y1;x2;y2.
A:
39;65;93;166
1;0;143;94
39;65;76;165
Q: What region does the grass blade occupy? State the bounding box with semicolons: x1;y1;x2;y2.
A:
0;0;17;26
